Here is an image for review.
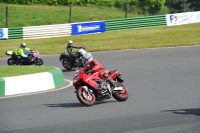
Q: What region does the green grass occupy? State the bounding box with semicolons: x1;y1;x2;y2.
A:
1;23;200;58
0;4;199;78
0;3;139;28
0;66;56;78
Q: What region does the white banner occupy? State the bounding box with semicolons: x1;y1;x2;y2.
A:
0;28;8;39
166;12;199;26
196;12;200;22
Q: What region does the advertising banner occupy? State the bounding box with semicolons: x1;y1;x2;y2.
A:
196;11;200;23
72;21;105;36
0;28;8;39
166;12;198;26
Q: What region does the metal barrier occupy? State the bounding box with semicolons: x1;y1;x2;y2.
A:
6;15;166;40
105;15;166;31
23;24;71;39
8;27;23;39
8;24;71;40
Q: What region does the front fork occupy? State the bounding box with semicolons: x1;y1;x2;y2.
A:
115;75;124;83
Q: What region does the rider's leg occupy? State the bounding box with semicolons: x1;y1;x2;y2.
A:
70;55;75;66
100;71;115;90
17;56;23;65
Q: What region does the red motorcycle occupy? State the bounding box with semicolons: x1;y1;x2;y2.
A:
73;67;129;106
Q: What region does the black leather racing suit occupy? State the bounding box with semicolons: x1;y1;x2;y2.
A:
66;45;83;66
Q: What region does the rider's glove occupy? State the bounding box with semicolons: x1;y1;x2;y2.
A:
74;52;79;58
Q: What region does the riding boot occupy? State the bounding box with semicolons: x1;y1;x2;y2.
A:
107;79;115;91
70;56;75;67
18;58;23;65
70;60;75;67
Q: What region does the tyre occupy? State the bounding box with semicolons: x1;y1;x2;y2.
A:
62;59;72;70
112;83;129;101
7;58;16;65
34;58;43;66
76;88;96;106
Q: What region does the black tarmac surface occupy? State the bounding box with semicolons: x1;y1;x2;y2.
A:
0;46;200;133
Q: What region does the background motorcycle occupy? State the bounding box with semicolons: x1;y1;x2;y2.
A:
73;67;129;106
59;51;83;70
6;50;43;66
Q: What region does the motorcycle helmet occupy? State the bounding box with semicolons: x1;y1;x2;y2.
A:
68;40;73;46
83;53;93;67
78;48;87;56
21;42;26;48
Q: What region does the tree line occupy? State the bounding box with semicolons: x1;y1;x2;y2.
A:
0;0;199;15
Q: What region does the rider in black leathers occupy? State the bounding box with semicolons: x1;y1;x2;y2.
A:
66;40;84;66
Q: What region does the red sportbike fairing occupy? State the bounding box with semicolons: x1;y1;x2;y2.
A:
73;67;129;106
6;50;43;66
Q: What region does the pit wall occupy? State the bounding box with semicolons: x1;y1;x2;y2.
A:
0;68;64;97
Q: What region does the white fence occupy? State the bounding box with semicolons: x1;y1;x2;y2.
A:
23;23;71;39
2;11;200;40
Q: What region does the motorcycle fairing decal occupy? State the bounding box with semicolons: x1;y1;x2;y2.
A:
86;77;91;82
113;87;123;91
92;72;98;77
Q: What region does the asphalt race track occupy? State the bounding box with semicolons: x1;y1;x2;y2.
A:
0;46;200;133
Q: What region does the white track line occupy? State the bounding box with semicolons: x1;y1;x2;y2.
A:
0;79;73;99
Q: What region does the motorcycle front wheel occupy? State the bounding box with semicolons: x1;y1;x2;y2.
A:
62;59;72;70
7;58;16;65
76;88;96;106
112;83;129;101
34;58;43;66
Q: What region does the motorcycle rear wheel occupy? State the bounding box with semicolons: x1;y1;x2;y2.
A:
7;58;16;65
76;88;96;106
112;83;129;101
62;60;72;70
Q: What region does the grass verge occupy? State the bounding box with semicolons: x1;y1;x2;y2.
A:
0;23;199;78
0;66;56;78
1;23;200;58
0;3;137;28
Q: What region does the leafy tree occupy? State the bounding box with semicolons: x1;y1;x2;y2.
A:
165;0;191;13
114;0;166;15
137;0;166;15
188;0;200;11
